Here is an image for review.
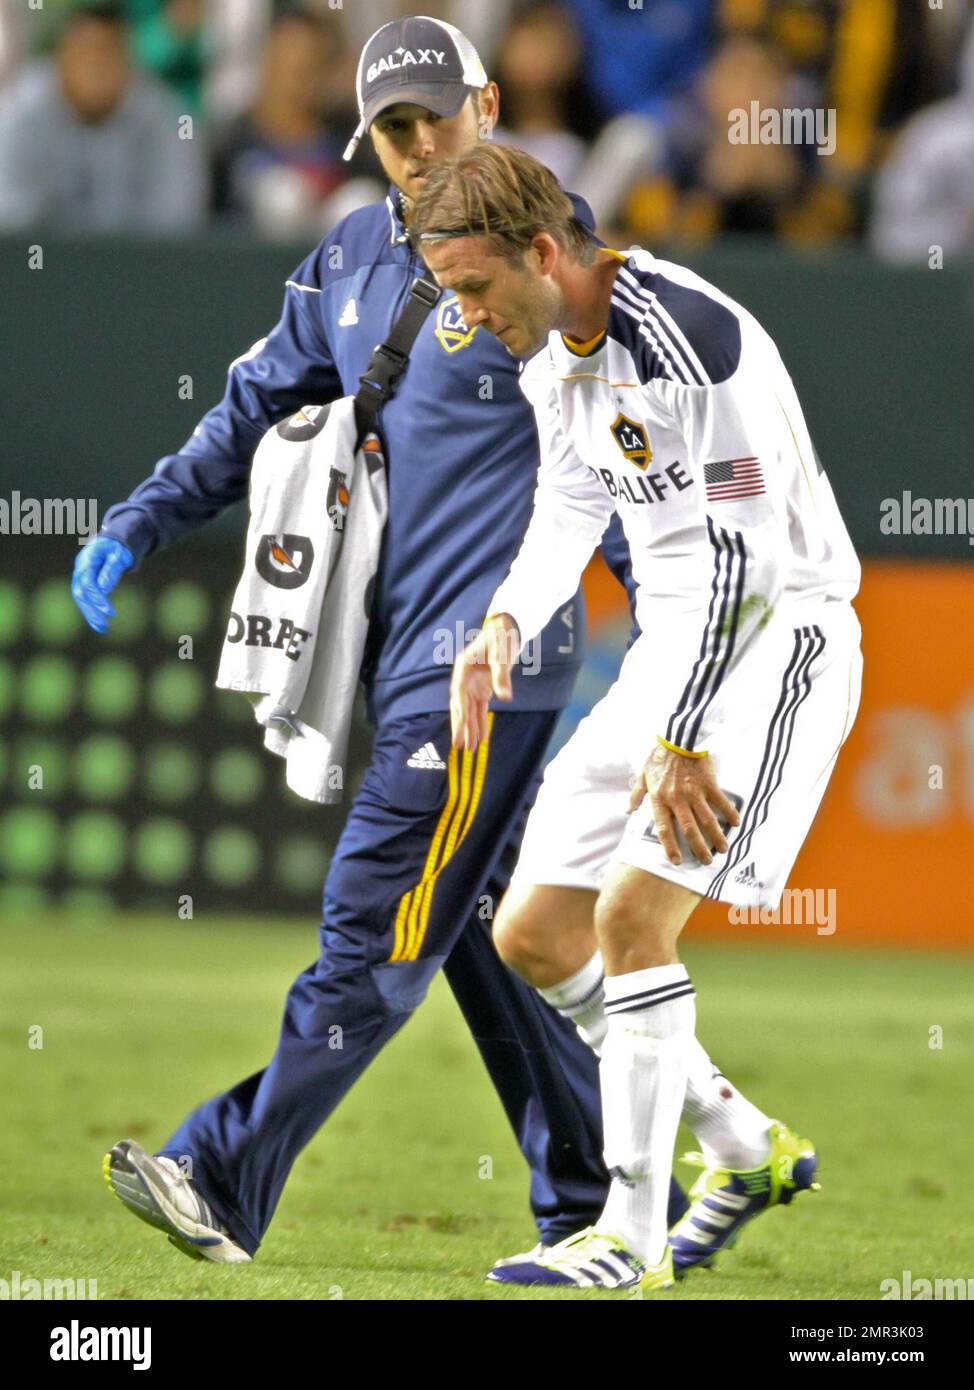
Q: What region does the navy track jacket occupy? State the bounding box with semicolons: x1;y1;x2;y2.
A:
101;185;634;724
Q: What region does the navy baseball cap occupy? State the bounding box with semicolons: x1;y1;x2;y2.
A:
342;15;487;161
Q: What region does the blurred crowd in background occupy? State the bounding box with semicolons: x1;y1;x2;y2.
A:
0;0;972;261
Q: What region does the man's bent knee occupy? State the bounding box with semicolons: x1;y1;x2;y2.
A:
494;883;598;988
594;867;699;975
493;890;547;977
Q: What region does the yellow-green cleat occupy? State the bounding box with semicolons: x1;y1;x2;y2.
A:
637;1243;676;1296
486;1226;645;1288
668;1120;819;1276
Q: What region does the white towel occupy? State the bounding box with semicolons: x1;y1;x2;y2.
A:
216;396;388;803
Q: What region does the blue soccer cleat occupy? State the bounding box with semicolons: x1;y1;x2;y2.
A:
488;1177;689;1284
486;1226;652;1289
489;1240;551;1272
103;1139;252;1264
669;1120;820;1275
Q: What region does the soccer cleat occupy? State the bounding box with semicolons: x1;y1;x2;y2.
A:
637;1244;676;1296
486;1226;644;1288
668;1120;820;1275
103;1139;252;1264
489;1240;551;1272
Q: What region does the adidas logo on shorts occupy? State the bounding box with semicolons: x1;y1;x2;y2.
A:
407;742;446;770
733;862;764;889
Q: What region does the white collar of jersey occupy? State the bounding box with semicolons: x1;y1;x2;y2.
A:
547;328;605;370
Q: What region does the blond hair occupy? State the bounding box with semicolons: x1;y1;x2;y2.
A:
410;142;596;265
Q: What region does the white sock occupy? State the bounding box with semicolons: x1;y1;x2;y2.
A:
538;957;771;1165
683;1039;773;1168
539;955;772;1169
597;963;696;1265
537;952;608;1054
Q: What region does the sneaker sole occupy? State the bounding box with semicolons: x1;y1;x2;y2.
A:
103;1141;251;1264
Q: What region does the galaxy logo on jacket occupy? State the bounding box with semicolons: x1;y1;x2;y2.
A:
435;296;478;354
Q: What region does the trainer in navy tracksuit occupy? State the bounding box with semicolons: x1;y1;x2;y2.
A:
99;184;687;1255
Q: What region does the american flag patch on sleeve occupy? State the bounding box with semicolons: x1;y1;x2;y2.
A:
703;457;765;502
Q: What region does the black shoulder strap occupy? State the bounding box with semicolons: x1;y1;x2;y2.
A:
353;276;441;447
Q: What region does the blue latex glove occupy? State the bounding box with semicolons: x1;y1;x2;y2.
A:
71;536;135;633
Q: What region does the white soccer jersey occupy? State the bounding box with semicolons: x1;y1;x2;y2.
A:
491;249;861;760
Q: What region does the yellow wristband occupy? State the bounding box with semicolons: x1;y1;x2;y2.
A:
657;734;709;759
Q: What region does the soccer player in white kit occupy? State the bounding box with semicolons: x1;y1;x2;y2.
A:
413;145;863;1294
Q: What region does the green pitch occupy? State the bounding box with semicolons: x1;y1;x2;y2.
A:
1;918;970;1300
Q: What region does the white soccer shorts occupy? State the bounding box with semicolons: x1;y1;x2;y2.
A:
511;601;863;909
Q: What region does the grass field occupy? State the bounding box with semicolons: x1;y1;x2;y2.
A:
1;918;971;1301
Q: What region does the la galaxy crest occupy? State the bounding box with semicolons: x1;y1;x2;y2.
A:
610;413;652;470
435;296;478;354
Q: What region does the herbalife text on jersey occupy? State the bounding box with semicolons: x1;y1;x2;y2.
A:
0;492;99;542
